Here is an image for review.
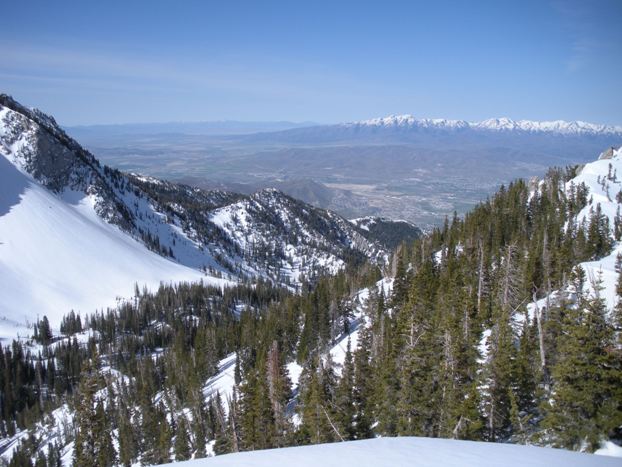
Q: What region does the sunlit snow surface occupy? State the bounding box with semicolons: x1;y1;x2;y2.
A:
159;436;619;467
569;146;622;310
0;135;228;341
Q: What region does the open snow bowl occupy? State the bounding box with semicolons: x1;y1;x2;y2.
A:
159;437;619;467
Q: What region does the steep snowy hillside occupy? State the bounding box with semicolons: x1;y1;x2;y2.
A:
566;146;622;309
0;94;233;274
0;153;225;339
131;175;391;284
0;94;398;338
0;105;229;339
210;189;382;283
159;437;618;467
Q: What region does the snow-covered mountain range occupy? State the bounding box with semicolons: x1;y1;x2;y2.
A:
237;112;622;152
0;94;409;339
346;115;622;136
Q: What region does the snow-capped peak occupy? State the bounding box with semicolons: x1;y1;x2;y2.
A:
345;114;469;130
346;114;622;136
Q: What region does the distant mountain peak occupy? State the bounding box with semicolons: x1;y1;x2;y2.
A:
344;114;469;130
346;113;622;136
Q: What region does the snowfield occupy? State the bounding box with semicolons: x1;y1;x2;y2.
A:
0;146;228;341
158;437;619;467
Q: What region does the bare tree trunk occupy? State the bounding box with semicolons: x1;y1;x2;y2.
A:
504;245;516;310
489;400;495;441
266;341;283;439
533;292;549;392
477;241;485;315
321;404;345;442
229;389;240;452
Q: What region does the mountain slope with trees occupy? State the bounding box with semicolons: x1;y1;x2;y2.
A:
1;130;621;464
0;95;622;466
0;94;416;339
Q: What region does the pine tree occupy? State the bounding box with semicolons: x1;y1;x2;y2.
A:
117;404;137;467
95;400;116;466
73;353;117;467
297;356;339;444
352;326;374;439
586;203;613;259
265;341;292;447
482;310;515;441
543;272;622;451
335;338;356;440
155;403;172;464
393;257;441;437
212;392;235;455
614;254;622;335
391;247;411;307
174;416;192;461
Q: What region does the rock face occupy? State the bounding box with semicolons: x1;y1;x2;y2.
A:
0;94;133;229
598;147;619;160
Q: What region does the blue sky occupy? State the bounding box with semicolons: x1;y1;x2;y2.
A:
1;0;621;125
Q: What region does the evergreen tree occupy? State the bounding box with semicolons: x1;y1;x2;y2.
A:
174;416;192;461
117;404;137;467
335;338;356;440
482;310;515;441
73;354;116;466
352;326;374;439
543;272;622;451
297;356;339;444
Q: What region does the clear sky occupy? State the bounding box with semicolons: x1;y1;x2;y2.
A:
1;0;621;125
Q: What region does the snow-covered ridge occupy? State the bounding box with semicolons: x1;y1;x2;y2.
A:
209;188;384;284
0;94;397;337
350;216;416;230
345;114;622;136
565;145;622;310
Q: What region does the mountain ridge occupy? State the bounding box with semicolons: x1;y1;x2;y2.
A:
0;94;417;337
345;114;622;135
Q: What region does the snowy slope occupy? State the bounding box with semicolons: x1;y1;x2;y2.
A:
0;94;392;339
158;436;618;467
0;147;226;340
209;189;383;283
567;146;622;310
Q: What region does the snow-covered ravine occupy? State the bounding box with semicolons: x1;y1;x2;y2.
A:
158;436;619;467
0;148;229;341
202;278;393;419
